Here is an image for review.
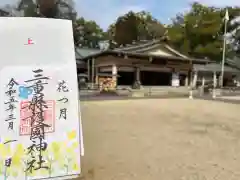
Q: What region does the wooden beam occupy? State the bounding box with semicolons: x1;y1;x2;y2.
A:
149;56;153;62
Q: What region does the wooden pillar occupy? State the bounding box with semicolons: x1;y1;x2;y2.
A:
185;75;189;87
95;66;99;85
136;67;140;82
201;76;205;87
91;58;95;88
218;74;221;87
87;59;90;82
133;66;141;89
219;74;224;87
189;70;193;99
200;75;205;96
212;71;217;98
193;71;198;88
213;72;217;87
171;71;180;87
112;64;117;88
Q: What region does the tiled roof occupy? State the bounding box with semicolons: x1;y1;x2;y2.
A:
114;39;188;58
75;40;213;64
77;49;212;64
75;47;102;59
75;39;192;60
193;56;240;72
194;63;240;73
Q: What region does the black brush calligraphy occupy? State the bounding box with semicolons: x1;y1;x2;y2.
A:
5;78;18;130
57;80;69;121
24;69;50;173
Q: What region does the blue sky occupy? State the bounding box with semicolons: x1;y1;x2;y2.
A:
1;0;239;30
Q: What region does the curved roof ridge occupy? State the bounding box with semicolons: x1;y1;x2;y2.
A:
164;44;189;58
114;39;160;51
133;43;161;53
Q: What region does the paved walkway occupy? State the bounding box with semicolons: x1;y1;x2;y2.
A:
219;96;240;100
80;94;188;101
195;95;240;104
79;93;240;106
78;89;240;106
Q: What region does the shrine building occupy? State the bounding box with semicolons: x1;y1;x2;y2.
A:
75;39;240;89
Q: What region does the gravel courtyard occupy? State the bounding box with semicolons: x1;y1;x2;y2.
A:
77;99;240;180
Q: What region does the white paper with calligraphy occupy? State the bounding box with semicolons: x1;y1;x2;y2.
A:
0;18;82;180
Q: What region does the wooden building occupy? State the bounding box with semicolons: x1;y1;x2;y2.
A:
77;40;211;89
192;57;240;88
76;40;240;90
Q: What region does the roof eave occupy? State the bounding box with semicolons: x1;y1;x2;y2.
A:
79;50;213;64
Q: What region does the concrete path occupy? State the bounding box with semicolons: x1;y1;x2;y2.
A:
194;95;240;105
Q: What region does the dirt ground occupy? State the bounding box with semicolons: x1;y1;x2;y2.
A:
76;99;240;180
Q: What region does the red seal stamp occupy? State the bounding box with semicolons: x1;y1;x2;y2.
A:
19;100;55;135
